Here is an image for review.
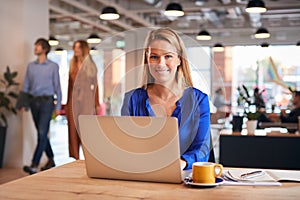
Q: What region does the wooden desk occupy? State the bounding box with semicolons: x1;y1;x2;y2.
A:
1;160;300;200
220;132;300;170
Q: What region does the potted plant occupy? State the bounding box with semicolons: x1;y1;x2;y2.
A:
245;110;261;134
235;85;263;133
231;85;251;132
0;66;19;168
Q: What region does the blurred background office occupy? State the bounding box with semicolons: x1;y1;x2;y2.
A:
0;0;300;172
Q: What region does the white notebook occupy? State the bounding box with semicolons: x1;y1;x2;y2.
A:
222;168;300;186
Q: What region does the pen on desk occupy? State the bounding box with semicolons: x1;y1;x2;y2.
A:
240;170;265;179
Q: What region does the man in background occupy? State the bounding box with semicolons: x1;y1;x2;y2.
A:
257;91;300;128
280;91;300;123
21;38;62;174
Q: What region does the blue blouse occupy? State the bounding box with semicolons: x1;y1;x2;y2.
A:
121;87;211;169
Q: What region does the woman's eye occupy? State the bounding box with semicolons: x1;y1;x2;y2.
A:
150;55;158;60
165;55;173;59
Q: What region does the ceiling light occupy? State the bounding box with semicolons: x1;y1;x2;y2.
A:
245;0;267;13
196;30;212;40
49;36;59;46
255;27;270;39
260;42;269;48
195;0;207;6
164;2;184;17
55;47;64;54
99;6;120;20
90;47;98;54
87;33;102;44
212;43;225;52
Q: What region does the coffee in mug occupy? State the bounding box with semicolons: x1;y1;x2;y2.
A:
192;162;223;184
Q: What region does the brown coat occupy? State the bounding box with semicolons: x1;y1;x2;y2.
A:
66;55;100;160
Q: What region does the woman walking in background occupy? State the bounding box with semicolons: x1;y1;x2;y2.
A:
66;40;101;160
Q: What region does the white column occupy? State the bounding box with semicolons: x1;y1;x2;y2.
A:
124;28;150;92
0;0;49;167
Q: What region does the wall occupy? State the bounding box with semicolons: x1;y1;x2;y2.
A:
0;0;49;167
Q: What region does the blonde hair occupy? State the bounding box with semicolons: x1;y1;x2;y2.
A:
69;40;91;74
141;27;193;89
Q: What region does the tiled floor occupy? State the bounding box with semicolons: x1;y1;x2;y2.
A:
0;116;78;185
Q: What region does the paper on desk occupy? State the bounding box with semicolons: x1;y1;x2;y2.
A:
221;170;282;186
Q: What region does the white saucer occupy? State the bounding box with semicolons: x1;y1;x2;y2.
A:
184;177;224;187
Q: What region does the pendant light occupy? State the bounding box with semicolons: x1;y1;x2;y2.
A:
90;47;97;54
100;6;120;20
87;33;102;44
212;43;225;52
245;0;267;13
49;36;59;46
164;2;184;17
260;42;269;48
196;30;211;40
255;27;270;39
55;47;64;54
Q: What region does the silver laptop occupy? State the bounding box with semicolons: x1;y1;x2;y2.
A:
78;115;183;183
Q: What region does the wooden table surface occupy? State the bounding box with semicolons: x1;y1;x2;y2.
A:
0;160;300;200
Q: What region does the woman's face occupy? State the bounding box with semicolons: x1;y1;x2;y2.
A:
73;42;83;57
147;40;181;86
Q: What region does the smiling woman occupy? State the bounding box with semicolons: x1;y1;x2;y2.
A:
121;27;211;170
147;39;181;89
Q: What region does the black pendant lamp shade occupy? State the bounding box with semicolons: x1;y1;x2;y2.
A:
55;47;64;54
100;6;120;20
196;30;212;40
87;33;102;44
164;2;184;17
297;41;300;46
212;43;225;52
255;27;270;39
246;0;267;13
261;42;269;48
49;36;59;46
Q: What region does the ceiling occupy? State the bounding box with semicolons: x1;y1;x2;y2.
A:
49;0;300;49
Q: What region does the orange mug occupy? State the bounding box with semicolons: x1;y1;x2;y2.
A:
192;162;223;184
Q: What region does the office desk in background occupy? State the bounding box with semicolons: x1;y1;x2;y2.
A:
0;160;300;200
220;131;300;170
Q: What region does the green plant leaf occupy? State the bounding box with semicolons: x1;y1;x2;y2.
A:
242;84;250;98
0;66;20;126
